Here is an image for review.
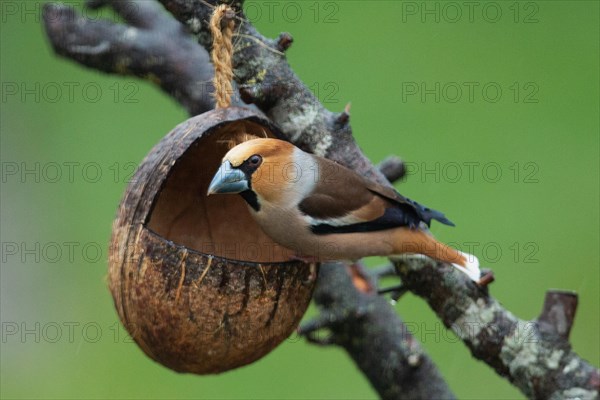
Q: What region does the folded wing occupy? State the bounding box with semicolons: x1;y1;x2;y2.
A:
298;156;454;235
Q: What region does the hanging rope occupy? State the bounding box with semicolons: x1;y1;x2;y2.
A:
210;4;236;108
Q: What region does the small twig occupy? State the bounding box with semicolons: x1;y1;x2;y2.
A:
537;290;578;340
298;311;344;335
476;269;495;287
335;102;351;126
276;32;294;52
378;156;406;183
304;332;337;347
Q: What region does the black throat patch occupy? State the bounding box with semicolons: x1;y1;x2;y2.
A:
234;157;262;212
239;190;260;211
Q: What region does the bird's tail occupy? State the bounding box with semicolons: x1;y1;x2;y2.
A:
449;250;481;281
414;201;455;227
390;228;481;281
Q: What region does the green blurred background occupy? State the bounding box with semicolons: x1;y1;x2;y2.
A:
1;1;598;399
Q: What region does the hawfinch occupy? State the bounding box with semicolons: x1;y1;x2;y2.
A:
208;138;481;281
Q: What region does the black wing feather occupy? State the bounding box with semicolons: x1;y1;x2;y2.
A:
371;189;455;228
310;207;414;234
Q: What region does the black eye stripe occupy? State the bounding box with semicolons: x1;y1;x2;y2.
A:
237;154;262;175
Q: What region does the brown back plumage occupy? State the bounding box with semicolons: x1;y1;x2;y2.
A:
299;155;454;230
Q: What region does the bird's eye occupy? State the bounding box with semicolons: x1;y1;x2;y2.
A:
248;155;262;166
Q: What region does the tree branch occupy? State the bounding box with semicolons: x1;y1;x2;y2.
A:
43;0;215;115
300;262;454;399
377;156;407;183
537;291;578;341
395;258;599;399
42;1;599;399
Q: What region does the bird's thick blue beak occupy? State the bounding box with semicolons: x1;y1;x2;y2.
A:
207;161;249;195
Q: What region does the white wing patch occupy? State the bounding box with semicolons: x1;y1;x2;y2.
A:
303;213;363;227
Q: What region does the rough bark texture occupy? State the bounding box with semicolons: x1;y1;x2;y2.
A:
300;262;454;400
43;0;599;399
43;0;216;115
395;258;600;399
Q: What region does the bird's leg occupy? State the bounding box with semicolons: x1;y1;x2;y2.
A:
378;284;409;301
366;263;409;300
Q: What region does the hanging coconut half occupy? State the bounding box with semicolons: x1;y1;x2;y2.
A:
108;107;317;374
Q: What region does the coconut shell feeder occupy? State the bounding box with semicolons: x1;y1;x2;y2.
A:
108;106;316;374
107;6;317;375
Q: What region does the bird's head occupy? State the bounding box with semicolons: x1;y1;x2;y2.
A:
207;138;301;208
